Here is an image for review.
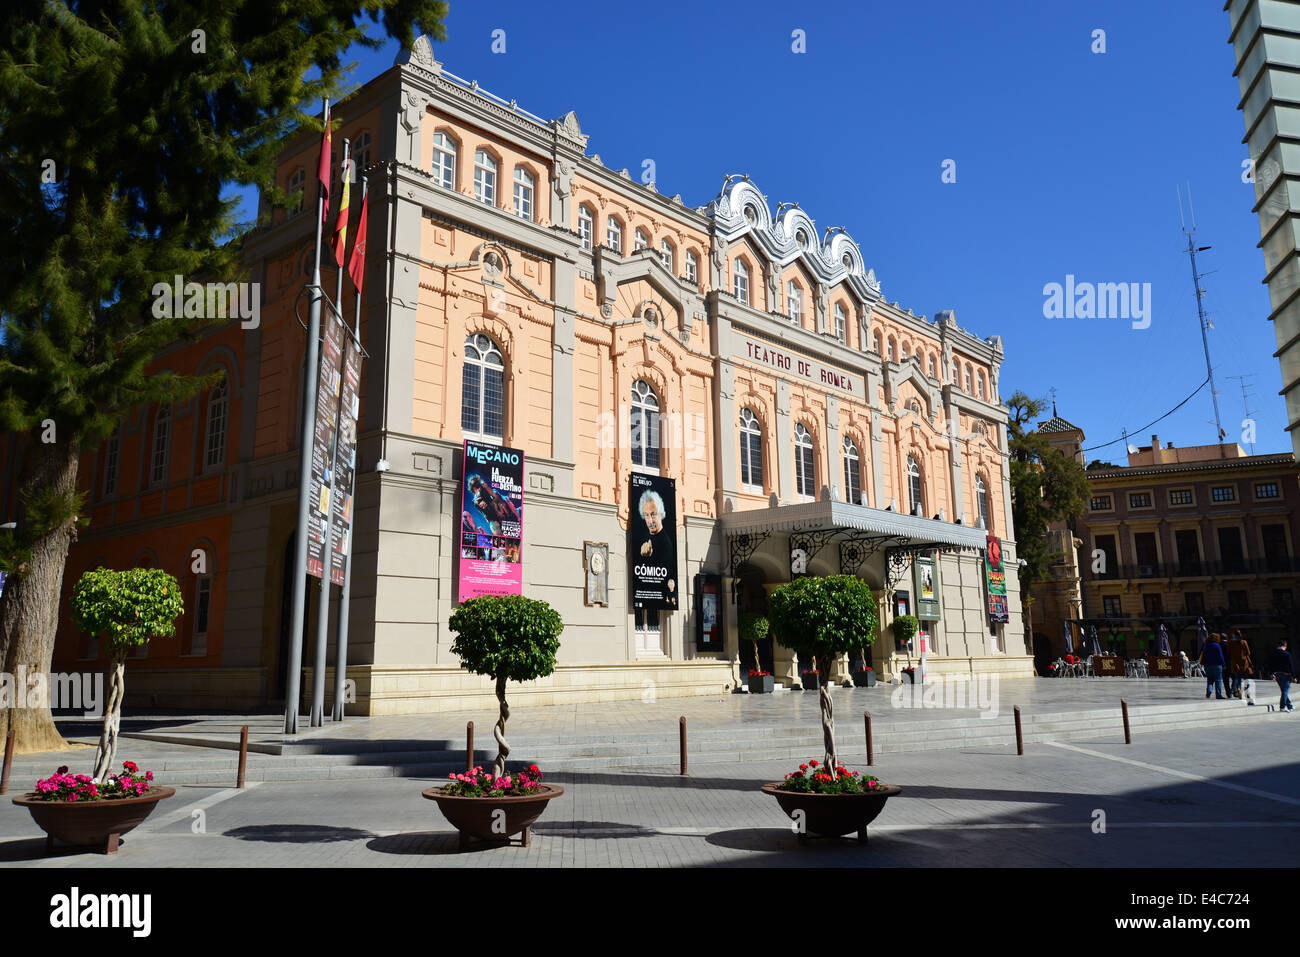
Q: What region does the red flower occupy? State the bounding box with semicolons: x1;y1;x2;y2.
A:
122;761;139;774
799;764;808;771
809;760;819;767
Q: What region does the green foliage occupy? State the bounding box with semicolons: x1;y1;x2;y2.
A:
1086;459;1117;471
766;575;878;663
447;595;563;684
1005;391;1090;594
0;1;449;449
69;567;183;656
738;613;769;642
892;614;918;644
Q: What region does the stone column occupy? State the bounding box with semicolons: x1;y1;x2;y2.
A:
776;380;793;503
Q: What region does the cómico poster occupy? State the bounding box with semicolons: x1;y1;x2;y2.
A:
628;472;678;611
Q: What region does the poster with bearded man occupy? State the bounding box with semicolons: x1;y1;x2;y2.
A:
629;473;678;610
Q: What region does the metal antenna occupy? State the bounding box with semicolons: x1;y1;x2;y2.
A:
1227;374;1258;454
1180;183;1226;458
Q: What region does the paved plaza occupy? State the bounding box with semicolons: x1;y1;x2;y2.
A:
3;717;1296;867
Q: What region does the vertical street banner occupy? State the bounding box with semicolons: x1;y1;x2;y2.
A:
328;333;361;586
915;550;941;621
629;472;678;611
458;440;525;600
306;305;346;578
985;534;1009;624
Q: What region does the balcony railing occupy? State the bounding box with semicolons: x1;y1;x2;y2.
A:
1083;556;1300;581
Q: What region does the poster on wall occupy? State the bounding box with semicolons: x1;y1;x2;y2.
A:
328;333;362;586
306;305;346;578
457;440;525;600
628;472;678;611
696;573;722;649
985;534;1009;624
915;551;941;621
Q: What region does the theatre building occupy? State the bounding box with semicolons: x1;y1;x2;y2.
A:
27;38;1029;714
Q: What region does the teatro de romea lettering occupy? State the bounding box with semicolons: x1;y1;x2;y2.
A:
41;37;1030;715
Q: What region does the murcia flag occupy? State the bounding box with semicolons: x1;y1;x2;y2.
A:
317;101;332;223
331;153;351;267
347;188;369;293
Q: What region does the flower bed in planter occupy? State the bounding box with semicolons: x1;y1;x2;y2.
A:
423;765;563;850
12;763;174;854
799;671;820;691
747;669;774;694
762;760;900;844
852;668;877;687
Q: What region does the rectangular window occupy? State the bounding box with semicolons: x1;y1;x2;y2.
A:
1227;589;1249;612
740;433;763;491
1211;485;1236;503
1175;529;1201;575
795;445;815;500
1128;492;1152;509
1089;495;1112;511
1217;526;1245;572
184;578;211;656
1102;595;1122;617
634;608;663;657
1093;534;1118;579
685;253;698;284
578;213;592;250
1133;532;1159;575
1185;591;1205;613
1262;523;1289;571
1255;482;1280;499
102;432;120;498
1169;489;1193;506
1142;593;1163;614
1273;588;1293;610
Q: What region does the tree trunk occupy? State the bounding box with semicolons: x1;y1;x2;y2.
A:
0;440;81;754
492;674;510;778
93;653;125;781
818;655;837;771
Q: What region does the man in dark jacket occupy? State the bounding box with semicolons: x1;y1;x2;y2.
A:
1263;639;1295;712
1200;634;1228;700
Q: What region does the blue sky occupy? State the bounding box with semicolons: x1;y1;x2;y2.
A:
240;0;1280;458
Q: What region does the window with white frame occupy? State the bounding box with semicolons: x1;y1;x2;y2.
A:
432;132;457;190
634;228;649;251
977;371;986;399
888;338;897;362
965;366;973;393
733;260;749;305
873;332;882;354
901;343;910;361
578;205;593;250
287;168;305;217
605;217;622;253
150;405;171;486
473;150;497;205
203;380;228;470
184;575;212;656
843;436;861;504
787;280;803;323
462;333;505;441
794;423;816;500
739;408;764;492
513;167;534;220
353;131;371;176
833;302;847;342
102;426;120;498
907;455;923;516
685;250;698;283
976;474;991;529
928;355;936;378
659;239;674;272
630;380;661;472
952;359;960;385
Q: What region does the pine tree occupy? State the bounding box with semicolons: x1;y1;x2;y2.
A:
0;0;447;751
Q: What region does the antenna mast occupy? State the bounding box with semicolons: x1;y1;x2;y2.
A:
1227;373;1258;454
1179;184;1226;459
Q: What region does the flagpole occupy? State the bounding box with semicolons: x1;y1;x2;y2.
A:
333;174;367;722
310;138;350;727
285;98;331;734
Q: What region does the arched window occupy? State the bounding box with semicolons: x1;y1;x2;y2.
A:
928;355;936;378
432;132;457;190
952;359;960;385
203;380;228;470
473;150;497;205
630;379;661;472
873;331;882;354
794;423;816;500
102;424;121;498
965;364;974;393
733;259;750;305
787;280;803;324
907;455;923;516
901;342;910;361
659;239;674;272
184;558;213;657
578;205;594;250
287;168;305;217
685;250;698;284
462;333;505;441
888;338;897;362
150;405;171;486
842;436;861;504
513;167;534;220
605;217;623;253
353;131;371;175
977;370;987;399
976;474;991;530
739;408;764;492
833;303;847;343
634;228;649;251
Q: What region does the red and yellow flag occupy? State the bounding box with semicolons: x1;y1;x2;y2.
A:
331;153;351;267
347;188;369;293
316;101;332;223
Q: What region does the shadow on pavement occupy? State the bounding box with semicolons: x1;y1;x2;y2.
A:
224;824;375;844
530;820;658;840
366;831;459;856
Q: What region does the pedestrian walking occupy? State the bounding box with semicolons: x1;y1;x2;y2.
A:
1264;638;1296;713
1227;630;1253;699
1200;633;1228;700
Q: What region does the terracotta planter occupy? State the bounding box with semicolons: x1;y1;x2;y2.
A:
748;675;774;694
12;786;176;854
761;782;901;843
422;784;564;850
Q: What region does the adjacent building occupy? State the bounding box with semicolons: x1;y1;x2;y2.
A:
15;38;1030;715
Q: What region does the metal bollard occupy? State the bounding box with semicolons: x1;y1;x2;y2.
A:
864;711;875;766
236;725;248;788
1014;706;1024;756
679;716;688;775
466;721;474;773
1121;699;1131;745
0;728;14;795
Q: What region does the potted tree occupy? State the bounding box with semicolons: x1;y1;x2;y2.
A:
763;575;900;843
422;595;566;850
739;612;773;693
12;567;182;853
893;614;919;681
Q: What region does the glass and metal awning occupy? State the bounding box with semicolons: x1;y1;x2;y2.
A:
720;498;990;550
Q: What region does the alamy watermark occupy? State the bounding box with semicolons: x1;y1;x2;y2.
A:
1043;275;1151;330
890;673;1000;718
596;406;707;461
0;668;104;717
151;275;260;329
